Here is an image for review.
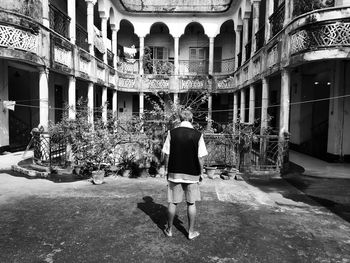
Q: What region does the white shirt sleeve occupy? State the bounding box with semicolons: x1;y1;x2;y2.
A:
198;134;208;158
162;131;171;155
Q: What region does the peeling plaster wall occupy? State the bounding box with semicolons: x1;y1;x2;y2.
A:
0;0;42;22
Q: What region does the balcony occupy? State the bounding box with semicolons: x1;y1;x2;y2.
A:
117;58;139;75
245;40;252;61
107;49;114;68
49;4;70;39
290;19;350;55
255;25;265;51
213;58;235;74
144;59;174;76
179;59;209;75
269;2;285;38
76;24;88;52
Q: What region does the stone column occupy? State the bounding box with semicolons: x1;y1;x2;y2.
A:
68;0;76;44
242;18;249;63
139;36;145;75
235;26;242;70
252;1;260;53
101;16;108;64
261;77;269;134
102;86;107;122
249;85;255;124
42;0;50;27
174;37;179;76
208;37;215;75
265;0;274;41
240;89;246;123
112;28;118;68
173;93;179;105
86;0;95;55
280;69;290;137
233;92;238;124
87;82;94;123
139;92;144;118
68;76;76;119
112;90;117;118
39;68;49;130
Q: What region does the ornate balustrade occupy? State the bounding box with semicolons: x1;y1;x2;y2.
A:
290;19;350;55
0;24;39;54
76;24;88;52
269;2;285;38
179;59;209;75
255;25;265;51
49;4;70;39
180;77;209;91
117;58;139;74
213;58;235;74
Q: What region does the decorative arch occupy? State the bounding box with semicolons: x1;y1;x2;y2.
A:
183;22;206;36
219;20;235;34
149;22;170;35
109;7;116;27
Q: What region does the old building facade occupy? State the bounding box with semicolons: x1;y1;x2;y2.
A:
0;0;349;162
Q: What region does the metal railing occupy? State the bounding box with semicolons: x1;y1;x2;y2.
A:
255;25;265;51
213;57;235;74
269;1;285;38
179;59;209;75
33;131;67;167
49;4;70;39
144;59;174;75
107;49;114;67
76;24;88;51
245;40;252;61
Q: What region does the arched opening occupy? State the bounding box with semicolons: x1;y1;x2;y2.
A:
214;20;235;74
179;22;209;75
76;0;88;51
144;22;174;75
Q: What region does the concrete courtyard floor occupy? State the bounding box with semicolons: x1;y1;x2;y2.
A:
0;166;350;263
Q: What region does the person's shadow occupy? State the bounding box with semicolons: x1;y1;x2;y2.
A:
137;196;188;237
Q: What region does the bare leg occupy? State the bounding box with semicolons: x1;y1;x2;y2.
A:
166;203;177;235
187;202;196;234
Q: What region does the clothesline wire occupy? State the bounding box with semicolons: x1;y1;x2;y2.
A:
7;93;350;114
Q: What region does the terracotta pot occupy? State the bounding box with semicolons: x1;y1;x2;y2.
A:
91;170;105;185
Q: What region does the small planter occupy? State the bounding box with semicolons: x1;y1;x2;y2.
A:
91;170;105;185
205;166;217;179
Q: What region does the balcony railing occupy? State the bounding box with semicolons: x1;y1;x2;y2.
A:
179;59;209;75
237;52;242;68
293;0;334;18
213;58;235;74
76;24;88;52
107;49;114;67
49;4;70;39
269;2;285;38
117;57;139;74
245;40;252;61
290;19;350;55
144;59;174;75
255;25;265;51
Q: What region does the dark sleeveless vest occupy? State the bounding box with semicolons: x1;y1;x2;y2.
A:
168;126;202;178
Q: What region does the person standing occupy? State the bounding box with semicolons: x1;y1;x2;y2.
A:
162;109;208;240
